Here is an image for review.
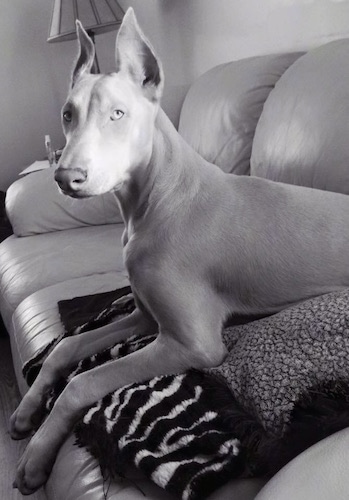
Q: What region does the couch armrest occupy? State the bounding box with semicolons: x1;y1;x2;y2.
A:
255;428;349;500
6;169;123;236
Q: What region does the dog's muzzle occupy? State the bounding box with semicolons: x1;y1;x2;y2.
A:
54;167;87;195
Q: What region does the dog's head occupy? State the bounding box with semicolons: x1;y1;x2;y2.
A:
55;8;164;198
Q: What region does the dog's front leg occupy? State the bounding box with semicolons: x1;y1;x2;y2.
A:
10;307;157;440
13;333;200;495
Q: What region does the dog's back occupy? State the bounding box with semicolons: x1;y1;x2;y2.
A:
136;127;349;318
214;174;349;315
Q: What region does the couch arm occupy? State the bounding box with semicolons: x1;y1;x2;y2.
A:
6;168;123;236
255;428;349;500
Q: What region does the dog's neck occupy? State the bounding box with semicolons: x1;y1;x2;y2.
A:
114;108;210;228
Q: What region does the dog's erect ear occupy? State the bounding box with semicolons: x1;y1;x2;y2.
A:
115;8;164;101
71;21;98;87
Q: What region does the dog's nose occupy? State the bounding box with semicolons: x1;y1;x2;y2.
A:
54;167;87;193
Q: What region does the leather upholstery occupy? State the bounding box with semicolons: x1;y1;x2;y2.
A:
251;39;349;194
255;428;349;500
179;52;303;175
0;225;125;329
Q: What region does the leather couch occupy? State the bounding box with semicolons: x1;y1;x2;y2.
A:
1;38;349;499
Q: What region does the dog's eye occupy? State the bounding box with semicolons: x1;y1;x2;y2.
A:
63;110;72;123
111;109;124;121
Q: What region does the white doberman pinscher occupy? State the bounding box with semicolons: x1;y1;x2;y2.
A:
11;8;349;494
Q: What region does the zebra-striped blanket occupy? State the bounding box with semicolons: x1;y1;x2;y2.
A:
23;288;349;500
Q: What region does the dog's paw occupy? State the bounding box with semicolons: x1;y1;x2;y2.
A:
10;394;44;440
13;435;53;495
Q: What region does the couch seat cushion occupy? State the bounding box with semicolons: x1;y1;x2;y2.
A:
0;224;125;330
10;274;264;500
46;435;177;500
10;271;128;395
8;271;179;500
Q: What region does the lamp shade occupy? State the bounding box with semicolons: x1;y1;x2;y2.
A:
48;0;124;43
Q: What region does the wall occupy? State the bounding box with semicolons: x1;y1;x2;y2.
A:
1;0;349;190
0;0;76;191
121;0;349;125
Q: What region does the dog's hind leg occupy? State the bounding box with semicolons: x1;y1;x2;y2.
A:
10;307;157;440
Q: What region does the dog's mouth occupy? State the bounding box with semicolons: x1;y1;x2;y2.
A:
57;186;94;199
55;173;123;199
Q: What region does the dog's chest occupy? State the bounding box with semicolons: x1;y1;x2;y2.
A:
122;226;153;280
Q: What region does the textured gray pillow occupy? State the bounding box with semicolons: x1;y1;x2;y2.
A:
251;39;349;193
178;52;303;175
209;289;349;436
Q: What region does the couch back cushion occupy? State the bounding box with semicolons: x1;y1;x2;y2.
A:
251;39;349;194
6;168;123;236
178;52;303;175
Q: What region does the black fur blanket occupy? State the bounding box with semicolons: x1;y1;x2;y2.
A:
23;288;349;500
